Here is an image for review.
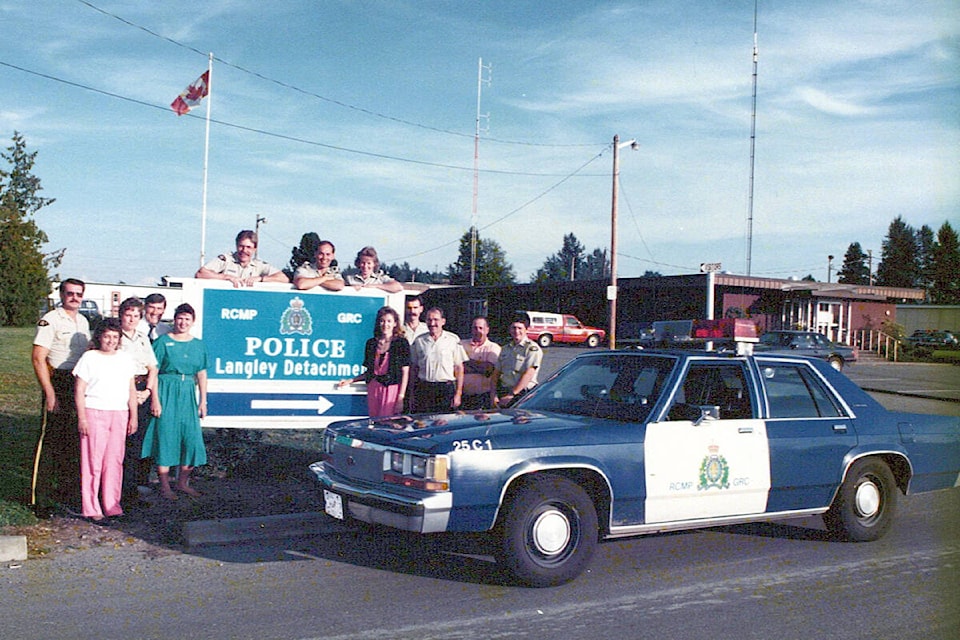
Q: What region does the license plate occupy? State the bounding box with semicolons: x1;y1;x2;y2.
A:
324;489;344;520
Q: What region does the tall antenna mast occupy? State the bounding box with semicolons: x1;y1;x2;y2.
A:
471;57;491;287
745;1;759;276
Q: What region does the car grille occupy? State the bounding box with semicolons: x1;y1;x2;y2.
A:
328;439;385;484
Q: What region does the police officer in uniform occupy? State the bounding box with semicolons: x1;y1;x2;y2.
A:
31;278;91;514
196;229;289;286
493;315;542;409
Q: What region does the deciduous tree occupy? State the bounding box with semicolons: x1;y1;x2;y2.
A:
447;227;515;286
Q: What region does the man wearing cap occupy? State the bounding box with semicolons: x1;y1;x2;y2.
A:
31;278;91;513
196;229;289;287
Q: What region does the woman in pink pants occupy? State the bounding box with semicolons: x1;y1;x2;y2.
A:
73;318;138;523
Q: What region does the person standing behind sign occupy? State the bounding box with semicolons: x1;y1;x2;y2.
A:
344;246;403;293
73;318;138;522
293;240;345;291
31;278;91;514
141;303;208;500
195;229;289;287
338;306;410;417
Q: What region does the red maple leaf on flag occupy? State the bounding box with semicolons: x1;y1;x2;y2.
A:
170;71;210;116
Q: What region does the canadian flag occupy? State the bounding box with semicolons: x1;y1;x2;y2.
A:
170;71;210;116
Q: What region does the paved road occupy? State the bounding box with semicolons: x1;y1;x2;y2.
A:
2;347;957;640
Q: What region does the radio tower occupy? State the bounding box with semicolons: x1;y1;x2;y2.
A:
471;58;491;287
745;1;759;276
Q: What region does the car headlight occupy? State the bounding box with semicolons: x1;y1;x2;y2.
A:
383;451;449;492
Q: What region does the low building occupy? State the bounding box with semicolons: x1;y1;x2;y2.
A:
420;273;924;346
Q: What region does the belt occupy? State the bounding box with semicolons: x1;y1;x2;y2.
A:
160;373;192;381
420;380;455;385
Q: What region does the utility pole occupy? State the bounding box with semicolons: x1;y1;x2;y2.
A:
609;135;638;349
255;215;266;258
471;58;491;287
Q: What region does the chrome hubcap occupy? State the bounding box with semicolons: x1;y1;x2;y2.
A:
532;509;571;556
855;480;881;518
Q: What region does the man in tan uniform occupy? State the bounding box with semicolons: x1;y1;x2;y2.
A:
31;278;90;514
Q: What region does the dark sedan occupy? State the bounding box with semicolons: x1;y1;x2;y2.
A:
756;329;857;371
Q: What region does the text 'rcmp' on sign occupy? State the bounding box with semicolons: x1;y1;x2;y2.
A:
700;262;722;273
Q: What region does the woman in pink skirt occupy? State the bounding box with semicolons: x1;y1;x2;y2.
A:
338;306;410;417
73;318;138;523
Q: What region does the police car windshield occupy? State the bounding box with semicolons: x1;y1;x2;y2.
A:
518;354;678;422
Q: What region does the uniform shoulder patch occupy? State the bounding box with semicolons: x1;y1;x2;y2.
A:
37;319;49;327
527;343;540;352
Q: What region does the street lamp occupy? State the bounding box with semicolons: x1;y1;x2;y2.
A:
827;254;834;283
609;134;638;349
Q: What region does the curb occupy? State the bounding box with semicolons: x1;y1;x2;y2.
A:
860;386;960;404
183;512;354;547
0;535;28;562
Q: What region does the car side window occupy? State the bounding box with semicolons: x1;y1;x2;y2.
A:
761;364;846;418
668;363;755;421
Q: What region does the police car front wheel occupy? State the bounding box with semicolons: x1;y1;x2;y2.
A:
495;474;598;587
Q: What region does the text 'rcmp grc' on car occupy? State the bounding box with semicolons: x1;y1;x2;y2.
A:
310;332;960;587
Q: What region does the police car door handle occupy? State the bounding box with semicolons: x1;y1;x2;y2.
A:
832;424;848;433
738;426;753;434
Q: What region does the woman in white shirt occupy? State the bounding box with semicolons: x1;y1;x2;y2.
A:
73;318;138;523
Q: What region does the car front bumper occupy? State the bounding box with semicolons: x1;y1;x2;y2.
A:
309;461;452;534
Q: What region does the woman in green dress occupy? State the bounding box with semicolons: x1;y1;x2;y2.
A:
142;303;208;500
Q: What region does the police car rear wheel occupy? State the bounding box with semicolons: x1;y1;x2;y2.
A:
824;458;897;542
496;474;597;587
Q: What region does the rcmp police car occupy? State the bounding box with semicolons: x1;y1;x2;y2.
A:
311;345;960;587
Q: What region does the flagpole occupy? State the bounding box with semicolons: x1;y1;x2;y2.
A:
199;52;213;267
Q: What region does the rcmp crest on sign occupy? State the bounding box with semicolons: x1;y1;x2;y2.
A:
698;443;730;490
280;297;313;335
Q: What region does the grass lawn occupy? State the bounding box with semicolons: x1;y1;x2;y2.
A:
0;326;42;526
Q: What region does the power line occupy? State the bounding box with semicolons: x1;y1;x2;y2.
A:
74;0;599;149
0;60;604;178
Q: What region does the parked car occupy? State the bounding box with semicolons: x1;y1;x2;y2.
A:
755;329;856;371
907;330;958;348
521;311;606;348
311;349;960;587
55;299;102;326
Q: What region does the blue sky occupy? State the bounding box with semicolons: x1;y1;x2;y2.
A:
2;0;957;285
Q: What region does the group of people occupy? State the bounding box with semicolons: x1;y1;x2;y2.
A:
30;231;539;520
32;280;208;522
341;296;543;417
195;229;402;294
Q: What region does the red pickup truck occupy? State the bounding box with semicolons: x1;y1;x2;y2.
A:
522;311;606;348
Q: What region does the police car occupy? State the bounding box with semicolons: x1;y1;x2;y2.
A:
311;341;960;587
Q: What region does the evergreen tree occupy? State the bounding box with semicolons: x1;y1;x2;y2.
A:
930;221;960;304
447;227;515;286
916;224;935;292
582;248;609;280
837;242;870;285
876;216;919;288
0;132;58;326
533;233;586;282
